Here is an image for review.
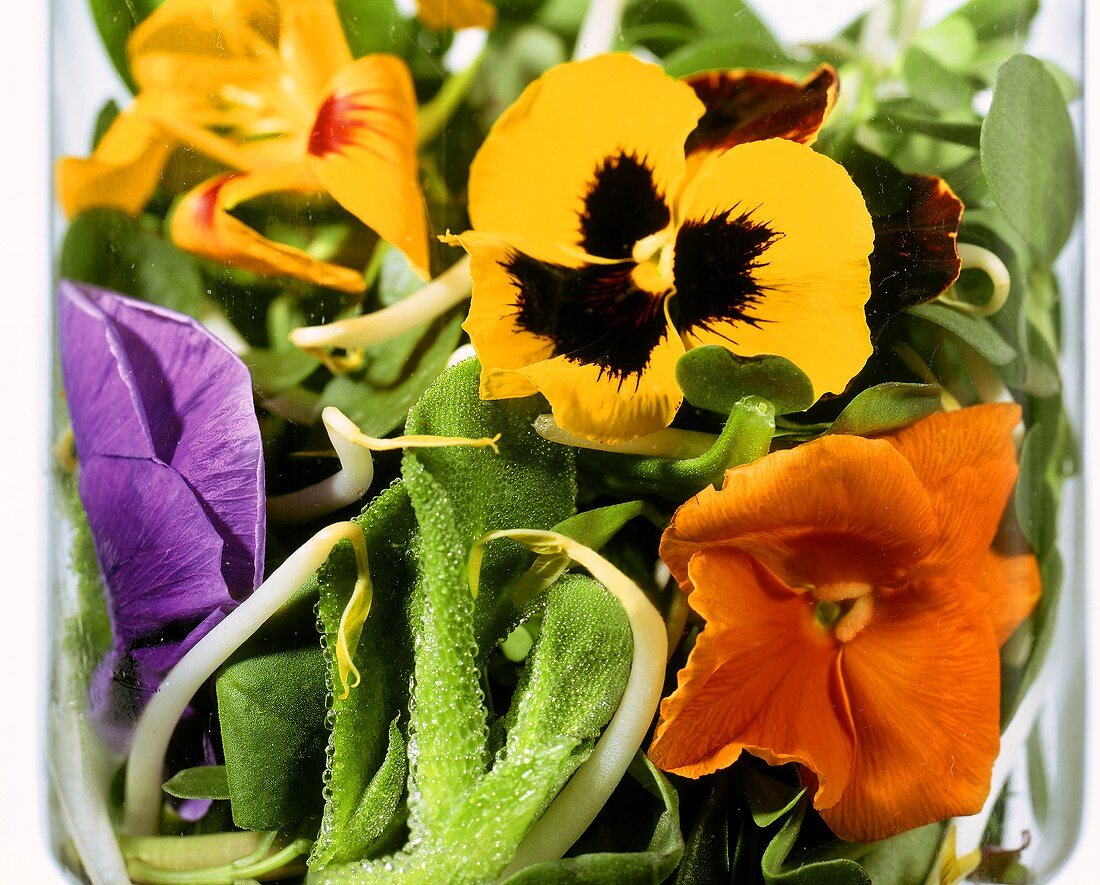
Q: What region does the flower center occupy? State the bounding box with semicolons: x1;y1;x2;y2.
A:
811;580;875;642
630;228;676;291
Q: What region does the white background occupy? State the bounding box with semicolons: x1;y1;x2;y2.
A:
0;0;1095;879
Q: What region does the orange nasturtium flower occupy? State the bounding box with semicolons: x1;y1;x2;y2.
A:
649;404;1042;842
57;0;429;292
451;55;964;443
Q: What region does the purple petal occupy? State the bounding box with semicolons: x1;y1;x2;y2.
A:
58;280;265;747
63;282;266;596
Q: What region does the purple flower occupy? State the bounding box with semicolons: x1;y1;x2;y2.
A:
58;281;265;753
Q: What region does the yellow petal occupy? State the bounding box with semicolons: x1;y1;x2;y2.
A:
56;108;173;218
129;0;282;96
276;0;353;100
457;231;685;441
674;138;874;400
468;53;704;259
416;0;497;30
309;55;430;278
171;168;368;293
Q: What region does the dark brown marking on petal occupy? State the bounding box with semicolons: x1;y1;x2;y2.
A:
672;206;783;339
864;174;963;336
504;251;670;383
580;151;671;260
685;64;838;157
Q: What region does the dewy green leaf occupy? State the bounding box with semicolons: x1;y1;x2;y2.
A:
677;346;814;416
826;383;942;437
217;644;329;831
908;302;1017;366
312;482;420;867
404;359;577;652
162;766;230;802
60;209;206;319
981;55;1080;265
501;755;682;885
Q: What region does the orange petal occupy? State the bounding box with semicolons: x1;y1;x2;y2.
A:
417;0;497;30
56;109;173;218
684;64;838;158
822;576;1000;841
649;547;855;808
309;55;430;278
660;434;939;594
981;550;1042;646
171;169;367;293
886;404;1022;579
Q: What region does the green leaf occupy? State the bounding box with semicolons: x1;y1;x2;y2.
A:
87;0;161;92
826;383;942;436
821;824;942;885
217;645;329;830
902;47;977;112
317;311;463;438
502;755;682;884
162;766;230;802
739;766;804;829
581;397;775;501
761;800;870;885
679;0;782;50
908;302;1016;366
311;483;420;867
677;779;733;885
1015;420;1059;556
663;36;793;78
954;0;1038;43
677;347;814;416
868;112;982;149
60;209;206;318
913;15;978;69
503;575;632;773
404;359;577;651
981;55;1080;265
336;0;403;58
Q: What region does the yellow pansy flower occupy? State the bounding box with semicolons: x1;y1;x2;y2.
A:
57;0;429;292
451;53;876;443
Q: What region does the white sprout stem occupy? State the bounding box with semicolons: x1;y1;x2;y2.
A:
939;243;1012;318
123;521;366;837
267;408;377;524
952;674;1049;855
574;0;627;59
487;531;668;875
288;256;472;354
51;650;131;884
533;414;717;459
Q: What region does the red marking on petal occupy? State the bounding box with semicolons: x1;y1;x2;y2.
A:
193;173;240;230
308;90;403;160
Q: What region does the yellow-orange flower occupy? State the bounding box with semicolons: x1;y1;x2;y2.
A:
57;0;429;292
416;0;496;31
649;404;1041;842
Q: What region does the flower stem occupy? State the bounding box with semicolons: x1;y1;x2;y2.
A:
123;522;369;837
470;531;668;873
288;256;472;362
419;46;488;145
574;0;627;60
